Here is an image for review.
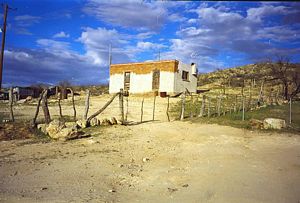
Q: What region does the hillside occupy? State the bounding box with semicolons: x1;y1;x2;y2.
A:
197;62;300;100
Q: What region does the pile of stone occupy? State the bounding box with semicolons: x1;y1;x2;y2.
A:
38;120;88;141
38;117;121;141
76;117;121;128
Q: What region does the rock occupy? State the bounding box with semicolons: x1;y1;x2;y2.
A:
37;124;47;134
108;189;116;193
116;119;123;125
64;122;78;130
101;118;112;126
110;117;118;125
46;120;65;138
142;157;150;163
90;117;100;127
76;119;88;129
249;119;263;129
16;99;26;104
53;127;77;140
263;118;286;129
25;96;32;102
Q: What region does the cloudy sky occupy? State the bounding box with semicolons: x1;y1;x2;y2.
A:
2;0;300;87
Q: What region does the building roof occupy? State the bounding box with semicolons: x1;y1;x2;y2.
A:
110;60;179;75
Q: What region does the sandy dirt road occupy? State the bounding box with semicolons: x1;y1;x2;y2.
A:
0;121;299;203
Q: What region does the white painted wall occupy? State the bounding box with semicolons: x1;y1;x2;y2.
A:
109;62;197;94
159;71;175;93
109;73;124;93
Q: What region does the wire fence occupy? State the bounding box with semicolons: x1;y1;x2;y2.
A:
0;86;295;126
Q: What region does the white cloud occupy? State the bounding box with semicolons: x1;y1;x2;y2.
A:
14;15;41;26
82;0;167;30
53;31;70;38
137;41;166;50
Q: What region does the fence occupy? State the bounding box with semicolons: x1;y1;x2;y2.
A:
0;86;295;126
0;88;180;125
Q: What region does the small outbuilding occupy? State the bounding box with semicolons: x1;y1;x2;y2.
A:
109;60;197;95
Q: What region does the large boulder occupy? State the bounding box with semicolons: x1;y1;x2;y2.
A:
46;120;65;138
263;118;286;130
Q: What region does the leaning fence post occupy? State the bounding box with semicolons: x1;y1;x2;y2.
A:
180;91;186;120
199;95;206;117
42;89;51;124
119;88;124;124
83;89;90;120
9;87;14;122
152;94;156;121
166;96;170;122
289;97;292;124
242;96;245;121
140;97;144;123
32;90;45;127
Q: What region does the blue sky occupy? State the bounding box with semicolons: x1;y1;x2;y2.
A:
2;0;300;86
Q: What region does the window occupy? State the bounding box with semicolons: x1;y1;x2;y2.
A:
182;71;189;81
124;72;130;90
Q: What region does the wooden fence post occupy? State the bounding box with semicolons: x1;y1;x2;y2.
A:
217;96;222;116
9;87;14;122
58;93;62;119
87;93;119;123
180;91;186;120
67;88;76;121
152;95;156;121
199;95;206;117
32;90;45;127
242;96;245;121
83;89;90;120
166;96;170;122
125;97;128;122
234;95;237;113
119;88;124;124
140;97;144;123
190;94;194;118
207;97;211;118
289;97;292;124
42;89;51;124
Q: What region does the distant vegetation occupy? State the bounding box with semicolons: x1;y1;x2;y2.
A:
198;58;300;100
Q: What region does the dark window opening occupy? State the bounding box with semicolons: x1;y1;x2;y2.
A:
124;72;130;90
182;71;189;81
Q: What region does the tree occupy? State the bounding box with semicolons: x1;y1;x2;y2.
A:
257;57;299;100
58;80;71;99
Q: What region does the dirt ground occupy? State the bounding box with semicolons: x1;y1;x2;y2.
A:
0;120;299;203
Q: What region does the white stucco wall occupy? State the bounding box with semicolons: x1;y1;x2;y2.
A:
159;71;175;93
109;73;124;93
109;61;197;94
174;62;197;93
109;71;176;94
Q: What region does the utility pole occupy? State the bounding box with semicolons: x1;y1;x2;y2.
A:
0;4;8;90
108;44;112;66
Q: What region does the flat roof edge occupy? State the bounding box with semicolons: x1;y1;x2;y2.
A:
111;59;179;66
